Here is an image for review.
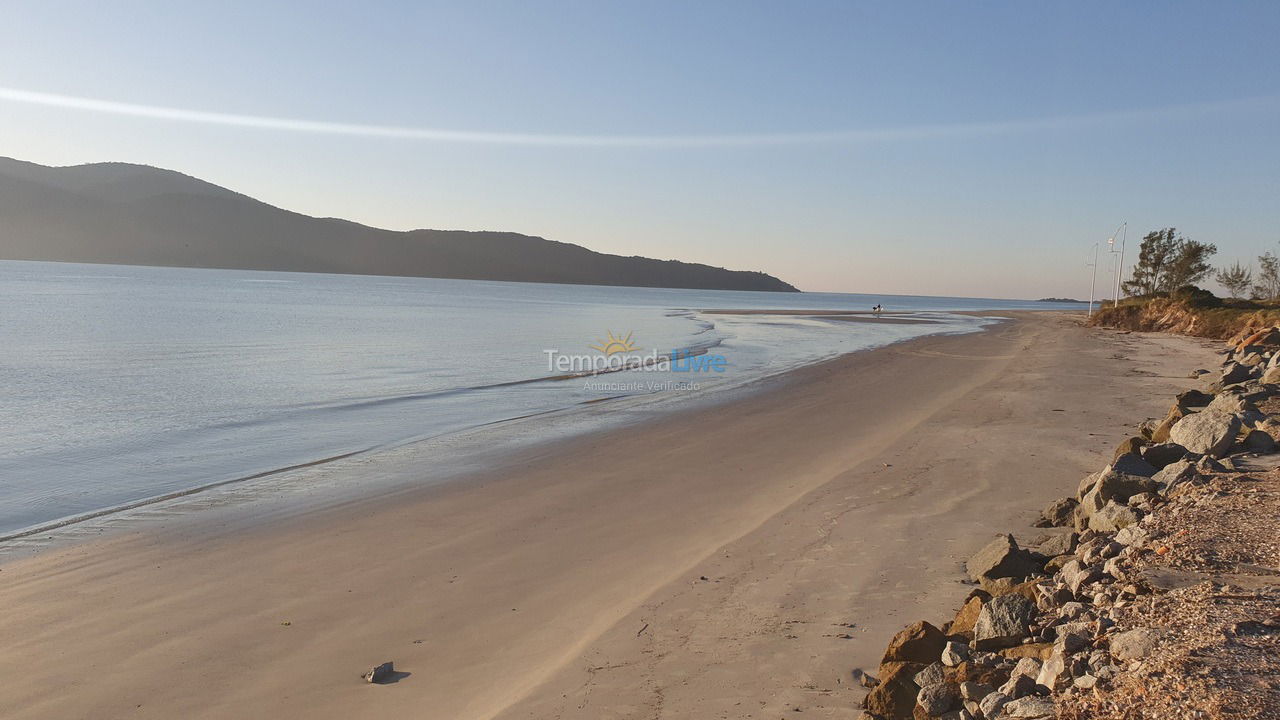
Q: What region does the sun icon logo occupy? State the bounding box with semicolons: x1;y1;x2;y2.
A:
590;330;639;356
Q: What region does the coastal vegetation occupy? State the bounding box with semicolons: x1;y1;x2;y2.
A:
1090;228;1280;339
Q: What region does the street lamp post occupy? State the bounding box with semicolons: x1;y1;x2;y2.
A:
1108;222;1128;306
1087;242;1099;317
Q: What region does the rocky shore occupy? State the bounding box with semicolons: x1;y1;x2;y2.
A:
858;326;1280;720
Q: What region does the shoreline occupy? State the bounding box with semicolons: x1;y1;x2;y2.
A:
0;309;996;549
0;313;1220;719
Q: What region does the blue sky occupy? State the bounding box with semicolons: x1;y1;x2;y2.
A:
1;1;1277;297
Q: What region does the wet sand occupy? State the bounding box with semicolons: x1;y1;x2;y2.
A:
0;313;1218;719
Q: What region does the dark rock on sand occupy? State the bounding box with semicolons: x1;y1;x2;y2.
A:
364;661;396;684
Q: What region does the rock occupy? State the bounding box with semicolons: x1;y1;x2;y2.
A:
1110;453;1157;478
853;668;879;688
1079;468;1156;517
1054;622;1092;653
978;692;1009;719
1114;525;1150;547
999;642;1052;661
364;661;396;684
914;662;945;689
1244;429;1276;452
1196;455;1228;473
973;595;1037;650
1009;657;1041;680
1175;389;1213;408
959;681;992;700
1059;559;1102;596
1205;392;1252;416
997;673;1038;699
1112;436;1145;463
882;621;948;665
1152;459;1199;493
1126;492;1155;510
1088;501;1141;532
1032;497;1077;528
948;595;986;640
1169;411;1243;458
1073;674;1098;689
1141;442;1187;470
1151;405;1187;443
1034;531;1077;557
1036;650;1069;691
1221;362;1253;386
1001;696;1056;718
916;682;959;716
1110;628;1163;661
941;641;970;667
864;662;921;720
965;535;1042;584
1262;366;1280;385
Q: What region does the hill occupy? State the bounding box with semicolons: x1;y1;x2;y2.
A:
0;157;798;292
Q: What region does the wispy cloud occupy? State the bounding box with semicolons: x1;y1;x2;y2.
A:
0;86;1274;148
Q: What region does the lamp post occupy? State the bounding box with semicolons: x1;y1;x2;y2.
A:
1087;242;1099;317
1108;222;1128;306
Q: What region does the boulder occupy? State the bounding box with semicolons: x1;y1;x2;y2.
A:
1205;392;1252;416
1169;411;1242;458
1174;389;1213;408
1112;436;1145;462
1152;459;1199;493
973;594;1037;650
863;661;921;720
1150;404;1187;443
948;596;985;640
1110;628;1163;661
913;661;945;689
1088;501;1141;532
1221;362;1253;386
916;682;959;716
1244;429;1276;452
1032;497;1077;528
882;621;948;665
941;641;970;667
1079;469;1155;517
1001;696;1056;718
965;535;1042;584
1110;453;1157;478
1140;442;1187;470
1262;366;1280;385
978;692;1009;719
1034;531;1077;557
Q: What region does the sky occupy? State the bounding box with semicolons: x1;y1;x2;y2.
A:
1;1;1277;298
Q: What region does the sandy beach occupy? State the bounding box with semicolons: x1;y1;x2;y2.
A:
0;312;1219;720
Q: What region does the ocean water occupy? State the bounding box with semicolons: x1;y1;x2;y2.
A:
0;260;1082;536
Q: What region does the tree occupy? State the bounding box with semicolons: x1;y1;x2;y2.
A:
1122;229;1217;296
1253;251;1280;300
1122;229;1178;296
1215;261;1254;299
1165;238;1218;290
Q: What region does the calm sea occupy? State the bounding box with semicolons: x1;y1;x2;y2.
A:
0;260;1082;536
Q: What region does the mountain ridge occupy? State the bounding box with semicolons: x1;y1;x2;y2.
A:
0;157;799;292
